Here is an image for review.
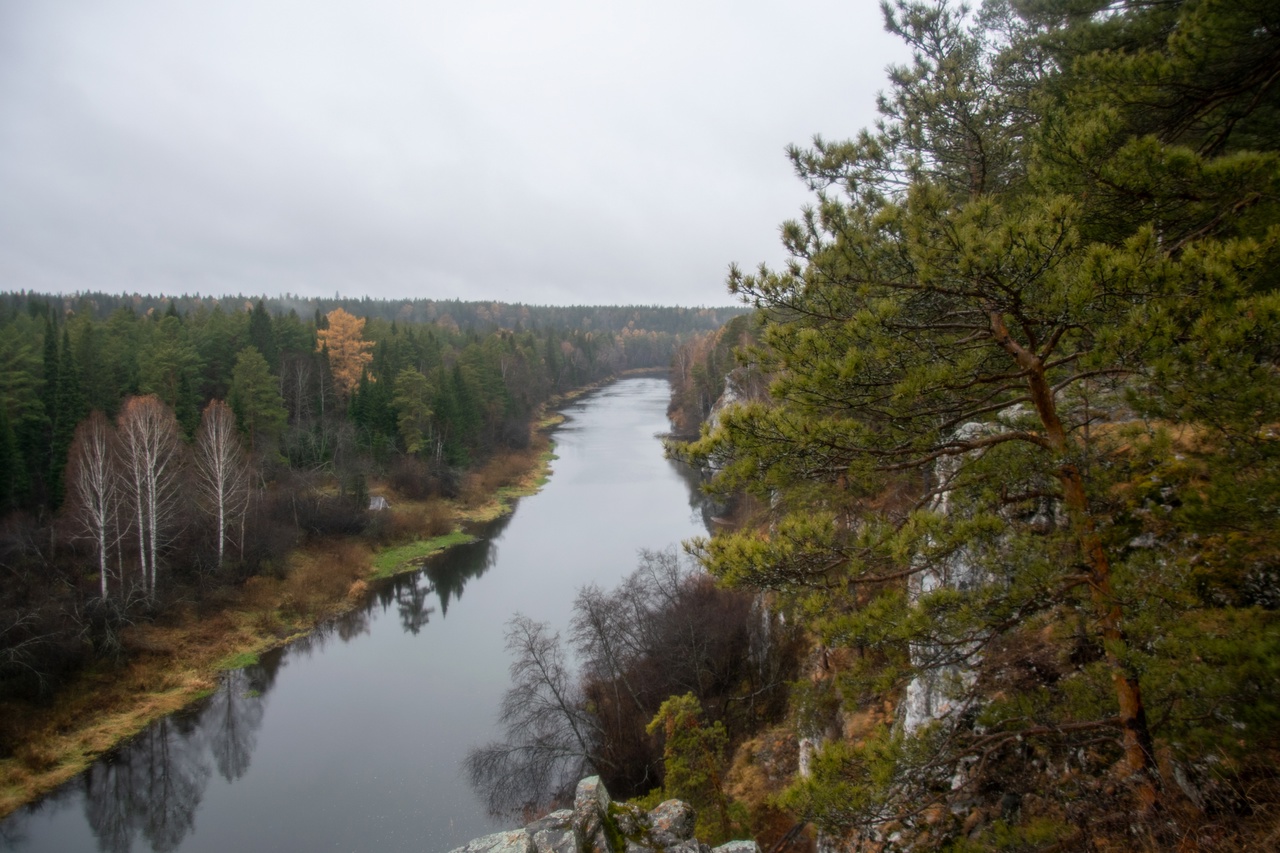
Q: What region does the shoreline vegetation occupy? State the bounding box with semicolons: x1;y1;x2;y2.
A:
0;376;619;820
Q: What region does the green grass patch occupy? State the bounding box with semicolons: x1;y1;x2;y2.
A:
217;651;260;671
371;530;478;579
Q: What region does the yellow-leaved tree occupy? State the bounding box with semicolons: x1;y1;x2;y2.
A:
316;308;373;400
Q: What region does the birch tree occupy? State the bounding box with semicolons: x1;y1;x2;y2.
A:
67;411;118;599
117;396;182;598
193;400;250;568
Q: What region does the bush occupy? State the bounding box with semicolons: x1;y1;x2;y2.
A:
388;455;461;501
291;492;368;538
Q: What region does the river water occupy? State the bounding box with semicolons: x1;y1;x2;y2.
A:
2;377;710;853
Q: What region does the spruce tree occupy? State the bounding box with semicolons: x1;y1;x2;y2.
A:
248;299;279;371
48;327;87;509
229;346;286;453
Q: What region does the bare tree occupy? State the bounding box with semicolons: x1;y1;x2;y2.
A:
193;400;250;567
67;411;119;599
471;550;794;811
117;396;183;598
465;615;604;818
280;353;313;425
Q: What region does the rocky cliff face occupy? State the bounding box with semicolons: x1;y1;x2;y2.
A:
448;777;760;853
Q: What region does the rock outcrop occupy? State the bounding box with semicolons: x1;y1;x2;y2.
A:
448;777;759;853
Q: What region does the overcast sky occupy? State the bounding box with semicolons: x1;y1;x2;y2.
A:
0;1;906;307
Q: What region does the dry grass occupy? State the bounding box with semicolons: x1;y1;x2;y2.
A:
725;727;805;852
457;434;556;523
461;443;547;505
385;502;454;540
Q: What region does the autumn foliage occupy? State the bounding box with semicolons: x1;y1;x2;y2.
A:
316;308;373;398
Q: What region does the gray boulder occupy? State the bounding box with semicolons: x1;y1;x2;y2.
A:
448;776;756;853
449;829;537;853
647;799;697;846
527;809;580;853
664;841;709;853
573;776;614;853
711;842;761;853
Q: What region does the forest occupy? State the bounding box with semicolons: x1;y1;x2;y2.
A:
0;291;730;768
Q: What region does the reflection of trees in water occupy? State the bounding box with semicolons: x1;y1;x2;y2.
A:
335;607;372;644
77;656;277;853
1;784;82;848
138;717;208;851
83;749;140;853
207;668;268;782
421;513;508;618
666;455;718;533
289;606;373;660
82;716;209;853
425;541;490;618
367;512;511;633
393;573;435;635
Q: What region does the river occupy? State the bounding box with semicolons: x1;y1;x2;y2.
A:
1;377;711;853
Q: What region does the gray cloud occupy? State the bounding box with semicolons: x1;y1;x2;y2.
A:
0;0;905;306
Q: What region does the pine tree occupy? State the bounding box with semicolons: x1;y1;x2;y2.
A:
677;0;1280;839
138;315;203;436
646;694;735;843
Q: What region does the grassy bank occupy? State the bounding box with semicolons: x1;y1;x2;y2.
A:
0;424;564;820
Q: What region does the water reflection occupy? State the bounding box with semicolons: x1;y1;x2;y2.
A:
424;513;509;617
85;716;209;853
665;452;723;530
207;662;275;782
362;513;509;634
71;654;280;853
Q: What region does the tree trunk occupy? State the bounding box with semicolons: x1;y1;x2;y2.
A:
992;312;1159;806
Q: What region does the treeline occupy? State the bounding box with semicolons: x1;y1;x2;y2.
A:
4;291;744;336
0;294;708;715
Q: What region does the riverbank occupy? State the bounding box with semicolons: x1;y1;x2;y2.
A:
0;396;584;820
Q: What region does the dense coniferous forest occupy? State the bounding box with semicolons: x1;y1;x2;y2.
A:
0;291;733;735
